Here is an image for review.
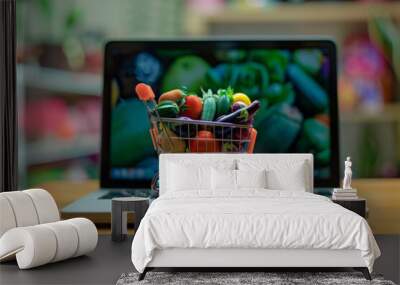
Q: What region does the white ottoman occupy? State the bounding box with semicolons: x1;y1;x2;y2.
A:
0;189;98;269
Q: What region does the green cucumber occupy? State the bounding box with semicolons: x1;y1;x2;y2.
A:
201;90;217;121
287;64;328;114
156;100;179;118
201;96;216;121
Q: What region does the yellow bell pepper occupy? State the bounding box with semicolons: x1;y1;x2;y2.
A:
233;93;251;106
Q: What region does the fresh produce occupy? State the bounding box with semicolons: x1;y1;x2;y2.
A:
111;99;154;166
315;113;330;126
170;116;197;138
140;84;261;154
233;93;251;106
254;103;303;153
298;118;329;153
293;49;323;75
135;83;155;101
231;101;247;112
159;126;186;153
249;49;290;83
215;88;233;117
201;89;217;121
234;126;250;140
158;89;184;104
247;128;257;153
287;64;328;114
180;95;203;119
230;63;269;100
265;83;295;105
217;100;260;124
155;100;179;118
204;64;231;91
129;46;332;176
315;149;330;166
222;142;238;152
134;52;161;84
216;95;231;117
296;118;330;166
161;55;210;93
189;130;220;152
205;62;269;100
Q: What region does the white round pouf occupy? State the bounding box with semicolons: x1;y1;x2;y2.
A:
24;189;60;224
1;191;39;227
0;226;57;269
66;218;98;257
0;190;98;269
43;220;79;262
0;196;17;237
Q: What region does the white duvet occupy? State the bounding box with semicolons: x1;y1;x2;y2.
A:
131;190;380;273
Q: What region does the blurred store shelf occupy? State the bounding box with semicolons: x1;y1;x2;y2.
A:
186;2;400;36
18;64;102;96
26;135;99;165
340;103;400;124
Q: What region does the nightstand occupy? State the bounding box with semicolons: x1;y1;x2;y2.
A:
111;197;150;242
332;198;366;218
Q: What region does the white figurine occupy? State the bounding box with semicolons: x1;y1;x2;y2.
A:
343;157;352;190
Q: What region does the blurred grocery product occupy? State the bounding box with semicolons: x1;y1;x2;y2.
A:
339;34;394;111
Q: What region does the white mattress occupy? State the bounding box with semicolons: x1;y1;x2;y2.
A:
131;190;380;273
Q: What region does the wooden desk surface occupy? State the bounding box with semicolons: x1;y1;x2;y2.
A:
42;180;99;209
40;178;400;235
353;179;400;235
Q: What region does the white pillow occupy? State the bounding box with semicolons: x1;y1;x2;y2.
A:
238;159;309;191
265;165;307;191
211;168;237;190
167;163;211;191
166;159;237;193
236;169;267;189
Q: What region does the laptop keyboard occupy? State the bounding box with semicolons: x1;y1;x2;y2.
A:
98;189;150;199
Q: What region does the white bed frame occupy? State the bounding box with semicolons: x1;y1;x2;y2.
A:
148;248;366;268
139;154;371;281
143;247;370;280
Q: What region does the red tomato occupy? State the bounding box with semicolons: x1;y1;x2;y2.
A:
181;95;203;119
315;114;330;126
189;130;220;152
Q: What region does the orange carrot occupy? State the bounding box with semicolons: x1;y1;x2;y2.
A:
135;83;155;101
158;89;183;103
247;128;257;154
315;114;330;126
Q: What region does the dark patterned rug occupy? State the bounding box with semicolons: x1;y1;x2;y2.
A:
116;271;396;285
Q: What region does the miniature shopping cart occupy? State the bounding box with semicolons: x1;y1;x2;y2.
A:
136;85;257;155
136;83;258;195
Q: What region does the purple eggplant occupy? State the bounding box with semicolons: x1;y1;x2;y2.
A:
217;100;260;124
169;116;197;138
231;101;247;112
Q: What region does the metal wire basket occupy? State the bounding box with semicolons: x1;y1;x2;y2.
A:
148;117;256;154
136;84;257;154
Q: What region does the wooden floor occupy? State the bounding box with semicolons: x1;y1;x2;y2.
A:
0;235;398;285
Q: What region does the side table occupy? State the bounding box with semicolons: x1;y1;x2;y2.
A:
111;197;149;242
332;198;366;218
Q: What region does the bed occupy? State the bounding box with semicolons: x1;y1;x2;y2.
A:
131;154;380;281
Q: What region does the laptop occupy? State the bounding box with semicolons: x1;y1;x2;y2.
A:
62;39;339;215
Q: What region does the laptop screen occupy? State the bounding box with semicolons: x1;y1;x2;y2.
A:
101;40;338;189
